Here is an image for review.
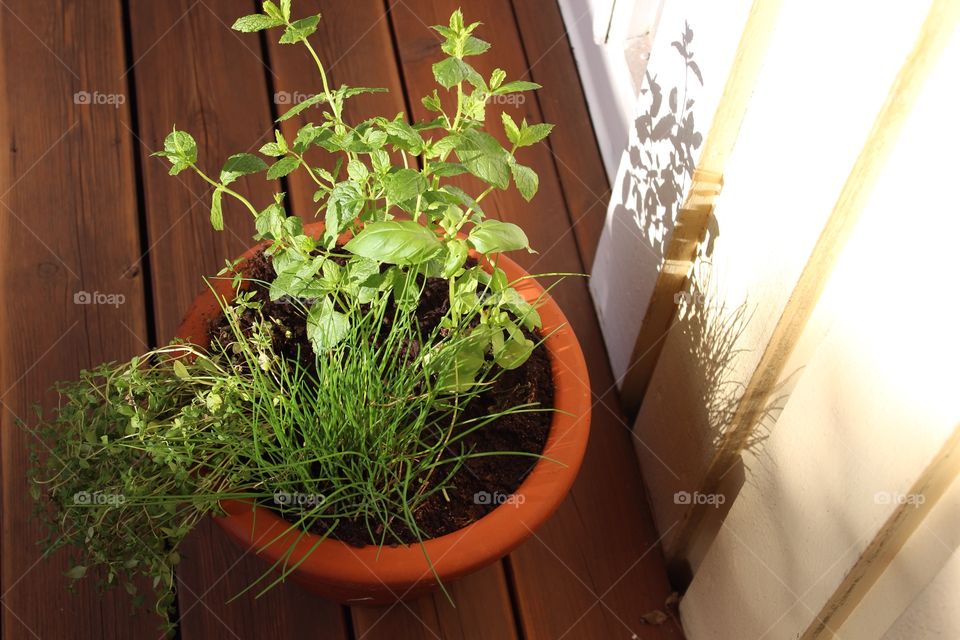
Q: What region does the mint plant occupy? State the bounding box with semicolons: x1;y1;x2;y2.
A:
154;3;552;387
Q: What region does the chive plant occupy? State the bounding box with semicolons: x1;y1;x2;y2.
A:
29;2;561;632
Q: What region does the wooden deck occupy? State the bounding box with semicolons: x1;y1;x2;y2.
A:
0;1;683;638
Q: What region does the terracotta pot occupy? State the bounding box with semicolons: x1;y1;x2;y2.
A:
175;222;591;605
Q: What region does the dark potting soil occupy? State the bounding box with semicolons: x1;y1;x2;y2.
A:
207;249;554;546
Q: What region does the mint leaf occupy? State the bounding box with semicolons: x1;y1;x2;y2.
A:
501;112;521;146
495;80;541;94
280;0;291;21
432;57;482;89
232;14;283;32
455;130;510;189
345;221;443;265
461;36;490;57
210;188;224;230
307;297;349;351
160;129;197;166
384;168;427;204
220;153;267;185
518;122;554;147
468;219;530;254
490;68;506;90
277;93;325;122
267;155;300;179
255;203;285;240
259;142;285;157
279;15;321;44
347;159;369;182
325;181;364;243
511;163;539;201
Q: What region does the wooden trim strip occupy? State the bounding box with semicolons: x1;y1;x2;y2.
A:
619;0;784;415
802;424;960;639
664;0;960;565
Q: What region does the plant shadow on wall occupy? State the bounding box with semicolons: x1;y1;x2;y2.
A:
612;21;717;263
672;260;785;464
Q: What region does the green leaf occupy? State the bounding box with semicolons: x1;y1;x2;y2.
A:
280;0;292;21
292;123;322;152
262;1;283;20
511;163;539;201
518;122;554;147
382;119;424;154
501;112;521;146
421;90;442;113
435;334;487;392
495;80;541;94
255;203;285;240
279;15;321;44
455;130;510;189
384;168;427;204
220;153;268;185
277;93;325;122
442;185;484;218
307;297;350;351
347;159;369;182
65;566;87;580
429;162;467;178
267;155;300;179
461;36;491;57
495;332;534;370
161;129;197;165
345;221;443;265
325;181;364;243
432;57;482;90
210;188;224;231
468;219;530;254
172;360;189;379
232;14;283;32
442;239;469;277
259;142;285;157
490;68;506;90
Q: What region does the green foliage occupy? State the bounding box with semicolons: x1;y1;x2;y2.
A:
35;0;561;627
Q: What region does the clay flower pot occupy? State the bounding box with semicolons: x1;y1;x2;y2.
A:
175;222;591;605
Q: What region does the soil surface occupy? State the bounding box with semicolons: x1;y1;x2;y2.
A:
207;250;554;546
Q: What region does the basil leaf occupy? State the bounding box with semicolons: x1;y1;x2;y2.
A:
345;221;443;265
468;220;530;254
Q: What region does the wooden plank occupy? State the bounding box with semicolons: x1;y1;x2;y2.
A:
0;0;160;637
511;0;610;270
390;2;681;637
352;565;517;640
125;0;348;637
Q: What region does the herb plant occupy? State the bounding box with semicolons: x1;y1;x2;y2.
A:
156;2;552;386
30;2;557;632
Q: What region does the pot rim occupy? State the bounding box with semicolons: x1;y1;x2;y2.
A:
175;222;591;592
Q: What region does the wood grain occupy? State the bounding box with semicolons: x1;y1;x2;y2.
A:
510;0;610;270
0;0;159;637
125;0;348;636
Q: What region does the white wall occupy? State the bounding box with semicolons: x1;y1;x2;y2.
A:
679;5;960;635
587;0;753;384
